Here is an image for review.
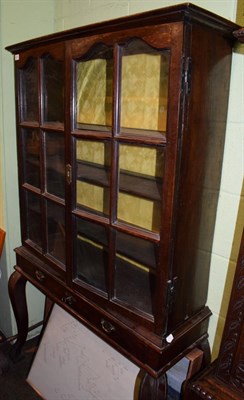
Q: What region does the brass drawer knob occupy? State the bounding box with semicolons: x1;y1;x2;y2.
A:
101;319;115;334
35;270;45;282
62;294;76;306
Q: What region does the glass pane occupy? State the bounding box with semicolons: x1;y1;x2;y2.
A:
76;44;113;131
23;129;40;188
46;201;65;265
120;40;170;136
42;55;64;124
45;131;65;199
19;58;38;122
114;232;158;315
76;139;111;216
75;218;108;292
25;190;42;248
117;144;164;233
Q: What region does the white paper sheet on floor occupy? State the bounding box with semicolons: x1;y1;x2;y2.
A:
27;304;140;400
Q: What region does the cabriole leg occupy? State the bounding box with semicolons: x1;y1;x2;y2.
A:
138;370;167;400
8;269;28;362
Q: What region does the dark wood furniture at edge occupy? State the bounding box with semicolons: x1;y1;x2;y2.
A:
5;4;241;399
185;227;244;399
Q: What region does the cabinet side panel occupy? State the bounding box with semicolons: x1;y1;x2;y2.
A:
168;23;233;331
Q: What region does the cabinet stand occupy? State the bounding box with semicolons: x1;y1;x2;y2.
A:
8;267;211;399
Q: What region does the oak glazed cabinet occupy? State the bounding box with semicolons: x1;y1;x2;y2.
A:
6;4;239;398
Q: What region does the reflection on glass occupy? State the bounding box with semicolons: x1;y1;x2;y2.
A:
76;139;111;216
23;128;40;188
76;44;113;131
42;55;64;124
114;232;158;314
26;190;42;248
45;131;65;199
75;218;108;292
117;144;164;232
20;57;38;122
120;39;170;135
46;200;65;265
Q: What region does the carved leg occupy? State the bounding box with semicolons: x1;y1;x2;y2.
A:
138;370;167;400
8;270;28;362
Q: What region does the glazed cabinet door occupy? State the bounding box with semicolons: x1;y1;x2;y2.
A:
15;43;66;280
68;23;184;334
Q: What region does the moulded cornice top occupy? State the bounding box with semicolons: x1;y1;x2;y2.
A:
6;2;240;54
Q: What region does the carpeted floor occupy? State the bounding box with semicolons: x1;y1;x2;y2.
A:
0;336;41;400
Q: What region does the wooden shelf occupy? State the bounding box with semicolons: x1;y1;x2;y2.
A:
76;218;157;270
77;161;110;187
20;121;65;131
77;161;162;201
119;170;162;202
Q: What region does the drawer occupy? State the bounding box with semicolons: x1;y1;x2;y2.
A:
65;291;148;369
15;251;149;371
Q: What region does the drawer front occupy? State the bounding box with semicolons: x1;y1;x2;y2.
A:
15;253;149;371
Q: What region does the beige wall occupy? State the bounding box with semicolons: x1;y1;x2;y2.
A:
54;0;237;29
0;1;243;358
